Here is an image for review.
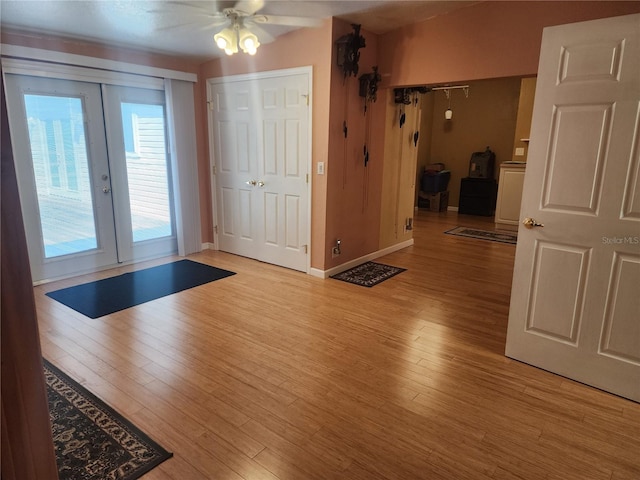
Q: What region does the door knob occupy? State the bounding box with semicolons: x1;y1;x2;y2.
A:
523;217;544;228
258;181;265;187
246;180;257;186
102;186;111;193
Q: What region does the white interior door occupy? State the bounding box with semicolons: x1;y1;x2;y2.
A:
209;70;310;272
505;14;640;402
5;74;177;282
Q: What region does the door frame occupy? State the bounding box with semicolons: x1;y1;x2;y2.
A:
206;66;313;273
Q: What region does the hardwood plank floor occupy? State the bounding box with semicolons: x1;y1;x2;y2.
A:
35;210;640;480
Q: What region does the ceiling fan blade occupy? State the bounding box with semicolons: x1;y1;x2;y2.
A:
156;21;223;33
243;22;276;44
209;16;231;27
252;14;322;28
234;0;265;15
148;1;210;14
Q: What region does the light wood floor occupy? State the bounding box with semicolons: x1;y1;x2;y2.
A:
35;210;640;480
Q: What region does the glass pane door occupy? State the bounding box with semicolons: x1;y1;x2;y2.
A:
24;94;98;257
121;102;173;242
5;76;177;282
5;75;118;282
103;86;176;263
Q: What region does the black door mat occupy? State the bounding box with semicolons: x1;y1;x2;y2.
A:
46;259;236;318
331;261;406;287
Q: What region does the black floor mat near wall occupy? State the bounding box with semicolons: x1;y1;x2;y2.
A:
46;259;236;318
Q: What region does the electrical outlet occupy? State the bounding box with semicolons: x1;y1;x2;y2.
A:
317;162;325;175
331;239;341;258
515;147;525;156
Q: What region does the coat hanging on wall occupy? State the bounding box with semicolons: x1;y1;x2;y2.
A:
336;24;366;79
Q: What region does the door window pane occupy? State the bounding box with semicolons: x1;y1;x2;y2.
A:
121;103;173;242
24;94;98;258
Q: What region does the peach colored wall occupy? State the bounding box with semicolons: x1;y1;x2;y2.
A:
0;29;199;74
198;20;333;269
324;19;383;268
378;1;640;88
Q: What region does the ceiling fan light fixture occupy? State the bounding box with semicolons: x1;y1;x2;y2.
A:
214;27;235;51
239;28;260;55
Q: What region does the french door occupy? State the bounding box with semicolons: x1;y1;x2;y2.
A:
5;74;176;282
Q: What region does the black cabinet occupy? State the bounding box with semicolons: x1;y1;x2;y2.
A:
459;178;497;216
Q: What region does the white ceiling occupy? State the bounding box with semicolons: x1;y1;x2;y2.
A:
0;0;478;62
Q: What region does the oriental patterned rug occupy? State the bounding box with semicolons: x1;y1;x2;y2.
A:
44;359;172;480
331;261;406;287
445;226;517;244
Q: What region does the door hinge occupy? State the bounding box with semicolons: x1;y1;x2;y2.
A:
212;165;217;175
214;225;218;234
306;173;309;184
302;94;309;106
207;100;214;111
303;244;308;254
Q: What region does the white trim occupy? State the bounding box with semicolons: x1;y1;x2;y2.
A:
207;66;312;85
165;78;201;257
201;242;216;250
206;79;219;253
1;44;197;83
310;239;415;279
2;58;164;90
448;206;459;212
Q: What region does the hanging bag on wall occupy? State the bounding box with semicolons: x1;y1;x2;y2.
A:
468;146;495;178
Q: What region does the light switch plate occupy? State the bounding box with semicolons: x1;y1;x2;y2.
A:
317;162;325;174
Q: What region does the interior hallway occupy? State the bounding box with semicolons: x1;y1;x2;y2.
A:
34;209;640;480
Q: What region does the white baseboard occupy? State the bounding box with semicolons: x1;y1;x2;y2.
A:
311;239;414;279
308;268;325;279
448;206;459;212
201;242;216;250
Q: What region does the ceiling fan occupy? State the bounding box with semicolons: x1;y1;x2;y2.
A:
162;0;323;56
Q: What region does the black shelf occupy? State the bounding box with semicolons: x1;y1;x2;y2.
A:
458;177;497;216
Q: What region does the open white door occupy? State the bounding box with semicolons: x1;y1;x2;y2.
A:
506;14;640;402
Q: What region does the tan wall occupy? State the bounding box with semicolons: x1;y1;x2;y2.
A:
423;77;521;208
380;90;422;249
512;77;537;161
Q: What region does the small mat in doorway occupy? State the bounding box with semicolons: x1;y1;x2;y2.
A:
445;226;517;244
331;261;406;287
46;259;236;318
44;359;172;480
